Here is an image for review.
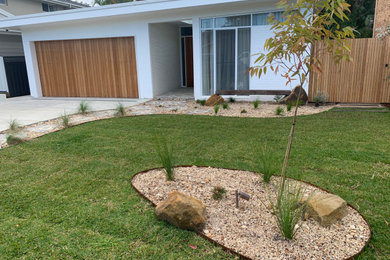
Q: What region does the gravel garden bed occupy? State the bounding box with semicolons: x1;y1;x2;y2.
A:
131;166;371;260
0;100;334;149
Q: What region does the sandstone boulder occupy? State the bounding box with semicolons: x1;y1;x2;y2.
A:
156;191;206;231
280;86;308;104
205;94;224;106
306;193;348;227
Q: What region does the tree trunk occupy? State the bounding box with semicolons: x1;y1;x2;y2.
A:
278;86;303;201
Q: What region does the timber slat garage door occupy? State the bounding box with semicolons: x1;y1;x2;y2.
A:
35;37;138;98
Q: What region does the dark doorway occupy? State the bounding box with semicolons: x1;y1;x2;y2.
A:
4;56;30;97
185;36;194;87
180;27;193;88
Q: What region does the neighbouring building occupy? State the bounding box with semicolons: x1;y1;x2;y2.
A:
0;0;88;97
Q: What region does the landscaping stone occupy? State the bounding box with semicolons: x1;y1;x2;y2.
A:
156;190;206;231
205;94;224;106
306;193;348;227
280;86;308;104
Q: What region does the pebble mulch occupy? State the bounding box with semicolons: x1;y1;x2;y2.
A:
132;166;370;260
0;100;333;149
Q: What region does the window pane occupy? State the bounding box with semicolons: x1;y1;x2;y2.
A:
201;18;214;29
202;30;214;95
252;13;269;26
181;27;193;37
272;11;286;22
215;15;250;28
237;28;250;90
216;30;235;91
0;0;7;5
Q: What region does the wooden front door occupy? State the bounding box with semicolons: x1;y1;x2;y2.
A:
35;37;139;98
185;37;194;87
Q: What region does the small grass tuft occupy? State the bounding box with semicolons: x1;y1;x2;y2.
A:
214;104;220;115
258;144;275;183
253;100;260;109
276;106;284;115
287;103;292;112
115;103;126;117
222;103;229;109
61;112;70;128
154;137;174;181
78;101;90;115
6;134;24;146
241;109;247;114
229;97;236;103
212;186;227;200
269;182;306;240
197;99;206;106
8;119;20;132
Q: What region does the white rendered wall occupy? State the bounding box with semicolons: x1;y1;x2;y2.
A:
0;57;8;92
149;23;181;96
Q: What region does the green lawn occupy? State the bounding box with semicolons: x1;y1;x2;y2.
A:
0;110;389;259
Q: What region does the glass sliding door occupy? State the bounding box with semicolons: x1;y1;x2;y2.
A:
216;29;236;91
201;15;252;95
201;30;214;95
237;28;250;90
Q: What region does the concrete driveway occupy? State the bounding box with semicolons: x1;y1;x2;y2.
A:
0;96;149;132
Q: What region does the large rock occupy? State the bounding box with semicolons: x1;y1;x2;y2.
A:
205;94;224;106
156;191;206;231
306;194;348;227
280;86;308;104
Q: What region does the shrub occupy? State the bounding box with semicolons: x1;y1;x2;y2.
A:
78;101;90;114
214;104;220;114
258;145;275;183
222;103;229;109
61;113;70;128
115;103;126;117
197;99;206;106
8;119;20;132
274;95;283;103
212;186;227;200
253;100;260;109
269;182;306;240
6;135;24;146
241;109;247;114
229;97;236;103
276;107;283;115
154;137;174;181
286;103;292;112
313;91;329;106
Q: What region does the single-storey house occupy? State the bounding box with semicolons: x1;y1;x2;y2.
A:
0;0;300;101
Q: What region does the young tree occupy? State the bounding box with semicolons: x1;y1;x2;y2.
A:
249;0;355;210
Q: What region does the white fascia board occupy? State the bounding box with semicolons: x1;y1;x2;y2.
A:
0;0;255;29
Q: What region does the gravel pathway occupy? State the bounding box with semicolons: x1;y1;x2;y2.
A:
0;100;333;149
132;166;370;260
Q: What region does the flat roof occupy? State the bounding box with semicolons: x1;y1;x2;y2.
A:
0;0;254;29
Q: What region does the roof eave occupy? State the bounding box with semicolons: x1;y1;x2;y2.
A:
0;0;250;29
